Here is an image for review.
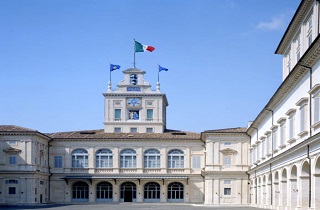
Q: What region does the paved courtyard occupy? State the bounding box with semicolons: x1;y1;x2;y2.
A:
0;203;268;210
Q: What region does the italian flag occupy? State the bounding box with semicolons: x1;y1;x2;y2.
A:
135;41;155;52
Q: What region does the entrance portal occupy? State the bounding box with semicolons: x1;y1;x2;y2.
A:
120;182;136;202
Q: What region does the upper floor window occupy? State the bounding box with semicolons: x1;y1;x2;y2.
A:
277;118;286;147
223;155;231;166
192;156;201;169
271;126;278;151
144;149;160;168
120;149;136;168
96;149;113;168
306;13;313;47
309;84;320;125
147;109;153;121
168;149;184;168
114;127;121;133
130;127;138;133
9;155;16;165
295;33;301;61
286;109;296;142
72;149;88;168
296;97;308;134
146;128;154;133
114;109;121;121
286;49;291;73
54;156;63;168
224;142;232;146
130;74;138;85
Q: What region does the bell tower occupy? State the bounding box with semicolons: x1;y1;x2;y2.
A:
103;67;168;133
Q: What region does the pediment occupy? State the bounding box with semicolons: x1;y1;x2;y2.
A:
220;148;237;155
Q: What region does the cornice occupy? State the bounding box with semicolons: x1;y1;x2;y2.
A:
276;0;314;54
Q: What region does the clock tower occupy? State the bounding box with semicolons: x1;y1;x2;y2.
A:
103;67;168;133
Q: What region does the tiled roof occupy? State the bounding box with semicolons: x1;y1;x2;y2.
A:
47;129;201;140
0;125;37;132
203;127;247;133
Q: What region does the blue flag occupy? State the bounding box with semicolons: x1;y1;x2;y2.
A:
159;65;168;72
110;64;120;72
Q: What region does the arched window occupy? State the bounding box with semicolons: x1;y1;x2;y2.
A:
72;181;89;202
72;149;88;168
144;149;160;168
144;182;160;202
96;149;113;168
96;182;113;202
167;182;184;202
168;149;184;168
120;149;136;168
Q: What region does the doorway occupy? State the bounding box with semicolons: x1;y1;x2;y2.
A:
120;182;136;202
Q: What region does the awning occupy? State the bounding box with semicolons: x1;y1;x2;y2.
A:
62;175;189;185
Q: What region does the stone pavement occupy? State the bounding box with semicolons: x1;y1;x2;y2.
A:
0;203;268;210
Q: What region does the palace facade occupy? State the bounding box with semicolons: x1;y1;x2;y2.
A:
1;0;320;209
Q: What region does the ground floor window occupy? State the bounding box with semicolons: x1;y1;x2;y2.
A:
144;182;160;202
72;181;89;202
120;182;136;202
96;182;113;202
167;182;184;202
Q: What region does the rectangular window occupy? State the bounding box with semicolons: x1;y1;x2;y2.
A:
9;156;16;165
147;109;153;121
224;180;231;184
314;94;320;123
192;156;201;169
7;141;18;146
8;187;16;195
266;134;270;155
272;129;278;150
54;156;63;168
280;123;286;146
224;188;231;195
289;115;295;140
114;109;121;121
5;180;18;184
223;156;231;165
114;127;121;133
300;104;307;132
261;139;265;157
296;34;301;61
130;127;137;133
146;128;153;133
224;142;232;146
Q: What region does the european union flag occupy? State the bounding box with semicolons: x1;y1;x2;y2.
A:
159;65;168;72
110;64;121;72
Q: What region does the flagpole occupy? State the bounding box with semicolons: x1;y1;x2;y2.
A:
133;39;136;67
157;65;160;82
109;64;112;83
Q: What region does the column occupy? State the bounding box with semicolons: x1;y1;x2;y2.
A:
113;147;119;173
160;147;167;173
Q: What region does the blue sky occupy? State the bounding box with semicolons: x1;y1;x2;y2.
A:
0;0;301;133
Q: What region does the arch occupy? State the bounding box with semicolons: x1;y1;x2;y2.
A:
120;182;136;202
144;149;160;168
274;171;279;183
72;149;88;168
96;181;113;202
168;149;184;168
96;149;113;168
315;156;320;175
144;182;160;202
301;160;310;176
72;181;89;202
120;149;136;168
281;168;287;181
290;165;298;179
167;182;184;202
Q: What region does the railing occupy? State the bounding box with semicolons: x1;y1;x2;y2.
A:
167;169;185;173
95;168;113;173
119;168;137;173
143;168;161;173
71;168;89;173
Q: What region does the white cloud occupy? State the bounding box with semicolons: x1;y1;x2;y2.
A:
257;15;286;30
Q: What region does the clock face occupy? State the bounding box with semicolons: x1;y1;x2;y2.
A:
127;98;141;106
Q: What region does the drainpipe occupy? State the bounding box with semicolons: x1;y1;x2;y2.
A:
270;163;273;206
48;138;53;203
